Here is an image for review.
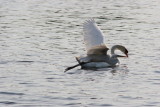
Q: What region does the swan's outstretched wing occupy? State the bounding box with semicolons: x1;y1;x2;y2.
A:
83;19;108;55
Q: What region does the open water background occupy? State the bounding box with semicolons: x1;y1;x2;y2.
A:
0;0;160;107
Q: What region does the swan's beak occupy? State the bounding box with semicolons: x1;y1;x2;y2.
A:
125;53;128;57
126;54;128;57
125;49;128;57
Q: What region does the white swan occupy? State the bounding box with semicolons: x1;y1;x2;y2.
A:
65;19;128;72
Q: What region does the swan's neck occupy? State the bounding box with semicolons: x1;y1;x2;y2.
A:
111;45;119;55
111;45;123;55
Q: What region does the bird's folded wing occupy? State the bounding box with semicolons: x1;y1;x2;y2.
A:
83;19;108;55
87;45;108;55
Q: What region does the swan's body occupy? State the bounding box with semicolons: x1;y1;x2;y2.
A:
76;45;127;69
65;19;128;72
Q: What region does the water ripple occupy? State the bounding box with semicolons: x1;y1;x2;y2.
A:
0;101;16;105
0;92;25;96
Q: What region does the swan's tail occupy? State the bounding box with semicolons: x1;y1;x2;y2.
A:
64;57;89;72
64;63;81;72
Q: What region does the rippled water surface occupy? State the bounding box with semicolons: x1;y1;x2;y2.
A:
0;0;160;107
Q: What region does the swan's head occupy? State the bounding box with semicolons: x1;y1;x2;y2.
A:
111;45;128;57
124;48;128;57
119;46;128;57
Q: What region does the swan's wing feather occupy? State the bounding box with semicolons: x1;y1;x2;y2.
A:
83;19;108;55
87;45;108;55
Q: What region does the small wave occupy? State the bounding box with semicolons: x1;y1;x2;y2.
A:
16;61;34;63
0;92;25;96
0;101;16;105
154;71;160;74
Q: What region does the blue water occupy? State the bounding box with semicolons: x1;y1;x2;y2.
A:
0;0;160;107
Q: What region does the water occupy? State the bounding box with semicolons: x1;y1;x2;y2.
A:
0;0;160;106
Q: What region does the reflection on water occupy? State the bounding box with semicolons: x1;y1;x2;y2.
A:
0;0;160;106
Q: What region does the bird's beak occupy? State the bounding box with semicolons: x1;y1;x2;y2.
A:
125;53;128;57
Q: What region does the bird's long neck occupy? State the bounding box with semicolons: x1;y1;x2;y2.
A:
111;45;124;55
111;45;119;55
